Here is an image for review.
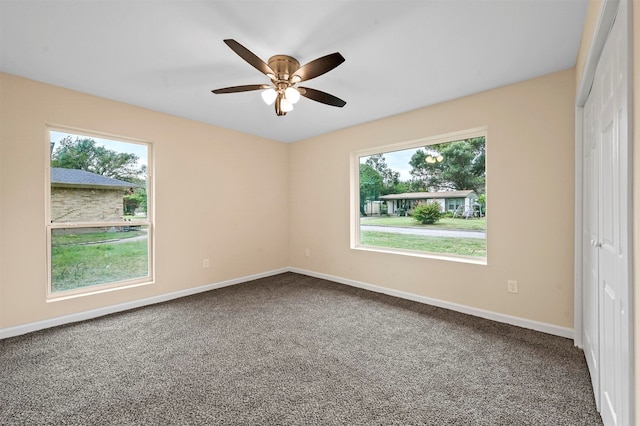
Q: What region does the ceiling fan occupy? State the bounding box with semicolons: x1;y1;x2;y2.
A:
212;39;346;116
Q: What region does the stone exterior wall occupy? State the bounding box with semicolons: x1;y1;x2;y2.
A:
51;187;125;222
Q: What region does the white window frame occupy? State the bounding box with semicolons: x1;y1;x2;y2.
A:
350;127;487;265
45;125;154;301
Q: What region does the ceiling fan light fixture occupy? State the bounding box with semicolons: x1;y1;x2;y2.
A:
285;87;301;104
280;97;294;112
261;88;277;105
290;75;302;84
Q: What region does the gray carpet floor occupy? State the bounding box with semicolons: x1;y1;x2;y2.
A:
0;272;602;425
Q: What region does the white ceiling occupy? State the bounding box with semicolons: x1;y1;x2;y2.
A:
0;1;588;143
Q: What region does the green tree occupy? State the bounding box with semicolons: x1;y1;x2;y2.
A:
409;137;485;194
51;136;145;182
123;187;147;215
365;154;400;194
388;180;412;194
359;163;383;215
407;178;426;192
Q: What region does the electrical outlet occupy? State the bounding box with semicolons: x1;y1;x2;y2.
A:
507;280;518;293
203;258;210;268
305;248;310;257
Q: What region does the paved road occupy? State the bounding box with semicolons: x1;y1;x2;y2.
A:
361;225;486;239
71;234;148;246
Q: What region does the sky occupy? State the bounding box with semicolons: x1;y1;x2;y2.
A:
360;147;420;181
50;130;148;167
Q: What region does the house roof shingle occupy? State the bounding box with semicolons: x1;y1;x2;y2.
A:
51;167;138;189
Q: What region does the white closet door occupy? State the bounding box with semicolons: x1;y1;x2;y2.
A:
582;2;631;425
582;86;600;409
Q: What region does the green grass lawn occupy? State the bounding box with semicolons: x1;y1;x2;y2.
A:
360;216;486;231
51;234;148;293
361;231;486;257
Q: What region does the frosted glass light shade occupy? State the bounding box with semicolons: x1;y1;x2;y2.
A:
285;87;301;104
261;88;277;105
280;98;294;112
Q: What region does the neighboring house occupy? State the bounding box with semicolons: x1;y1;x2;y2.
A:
363;200;386;216
50;167;137;222
378;190;478;216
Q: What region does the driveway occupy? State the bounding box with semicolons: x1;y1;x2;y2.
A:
360;225;486;239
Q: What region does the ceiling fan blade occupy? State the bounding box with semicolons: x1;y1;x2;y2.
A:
298;87;346;107
223;39;275;77
292;52;345;83
212;84;270;94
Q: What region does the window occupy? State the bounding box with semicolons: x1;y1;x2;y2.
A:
447;199;462;212
352;128;486;263
46;128;153;298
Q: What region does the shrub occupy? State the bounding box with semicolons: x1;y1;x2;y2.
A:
412;201;442;224
477;194;486;215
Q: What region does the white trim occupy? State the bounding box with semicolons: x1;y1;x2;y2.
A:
351;246;487;266
350;127;488;264
290;267;574;339
575;0;620;107
622;3;635;423
45;125;156;301
574;106;584;348
351;126;488;159
0;268;288;340
1;266;576;341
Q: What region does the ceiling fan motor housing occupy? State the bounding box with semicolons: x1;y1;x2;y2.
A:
267;55;300;82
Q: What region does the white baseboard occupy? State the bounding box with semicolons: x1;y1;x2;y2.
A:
1;266;573;340
0;268;289;340
290;267;574;339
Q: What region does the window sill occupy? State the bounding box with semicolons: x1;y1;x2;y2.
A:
46;278;154;303
352;244;487;266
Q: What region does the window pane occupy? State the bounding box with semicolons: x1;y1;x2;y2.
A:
358;135;486;260
50;225;149;293
50;132;148;223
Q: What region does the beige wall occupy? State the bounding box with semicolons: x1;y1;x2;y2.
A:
0;72;289;329
289;69;576;328
1;70;577;331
